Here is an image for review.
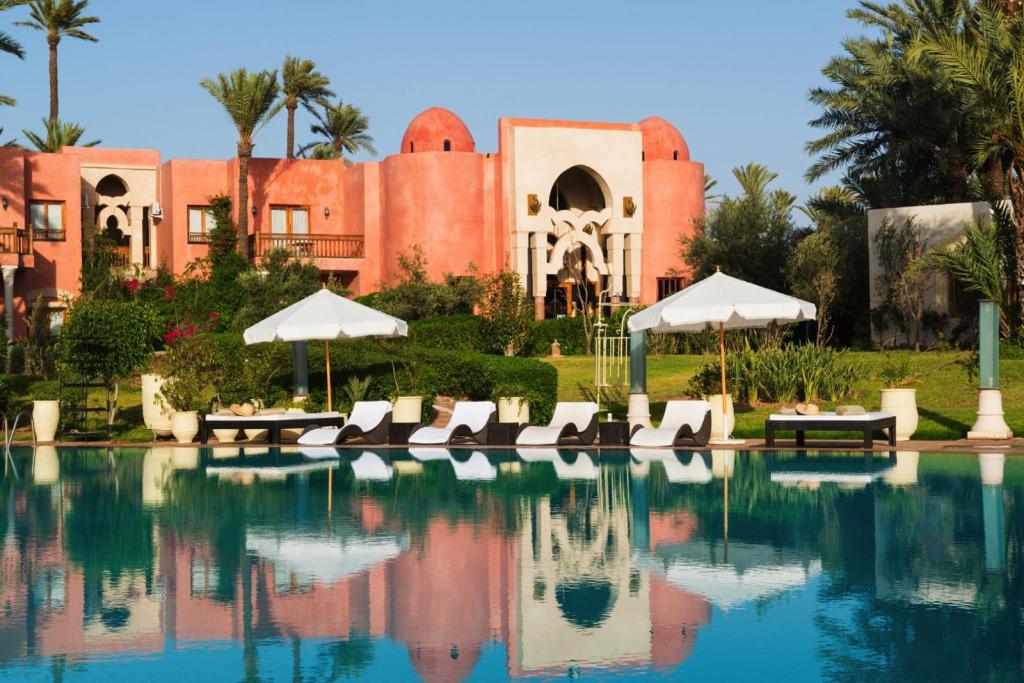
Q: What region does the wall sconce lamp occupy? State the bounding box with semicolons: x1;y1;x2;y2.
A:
0;196;7;211
324;206;330;219
251;204;257;216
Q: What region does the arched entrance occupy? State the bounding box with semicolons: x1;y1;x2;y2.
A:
544;166;611;318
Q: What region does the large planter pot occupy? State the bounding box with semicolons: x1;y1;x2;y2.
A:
213;428;239;443
141;374;173;437
704;394;735;440
880;388;918;441
33;446;59;485
498;397;529;424
392;396;423;424
32;400;60;443
244;428;269;443
171;411;199;444
281;408;308;442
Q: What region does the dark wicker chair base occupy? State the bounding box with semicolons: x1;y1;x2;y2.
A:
410;411;497;446
553;414;599;446
335;413;393;445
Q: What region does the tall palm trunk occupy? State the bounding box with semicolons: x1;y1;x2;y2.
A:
47;33;58;124
286;103;296;159
237;142;253;261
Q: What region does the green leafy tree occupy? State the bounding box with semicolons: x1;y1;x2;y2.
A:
16;0;99;124
480;267;534;356
160;333;222;412
373;245;481;320
788;229;840;346
298;99;376;160
681;163;798;292
914;4;1024;319
200;68;280;260
873;217;930;349
806;0;988;207
23;117;98;151
234;248;348;329
0;0;26;108
279;56;334;159
58;299;161;425
926;218;1007;333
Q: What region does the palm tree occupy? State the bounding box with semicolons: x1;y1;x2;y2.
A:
279;56;333;159
926;220;1007;331
16;0;99;124
0;128;16;146
200;68;280;261
298;99;375;161
914;4;1024;318
1;0;27;107
23;117;98;151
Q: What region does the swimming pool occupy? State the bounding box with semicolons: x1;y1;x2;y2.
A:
0;446;1018;681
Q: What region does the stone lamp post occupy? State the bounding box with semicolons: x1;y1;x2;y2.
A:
968;300;1013;439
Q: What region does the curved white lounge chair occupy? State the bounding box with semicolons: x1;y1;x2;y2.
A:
516;402;599;446
630;400;712;448
630;448;712;484
298;401;393;446
517;448;599;480
408;401;496;445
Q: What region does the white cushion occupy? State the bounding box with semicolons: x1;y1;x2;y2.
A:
350;451;393;481
516;426;566;446
515;402;597;445
298;428;340;446
630;427;680;448
660;400;711;430
767;411;893;422
408;426;455;445
347;401;392;432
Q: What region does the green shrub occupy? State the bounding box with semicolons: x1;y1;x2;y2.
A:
687;344;866;405
526;317;587;356
408;315;485;353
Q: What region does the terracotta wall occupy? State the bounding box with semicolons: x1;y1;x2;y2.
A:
159;158;230;273
381;152;492;282
641;159;705;303
247;158;345;236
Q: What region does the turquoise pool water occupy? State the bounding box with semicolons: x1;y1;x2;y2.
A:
0;446;1019;681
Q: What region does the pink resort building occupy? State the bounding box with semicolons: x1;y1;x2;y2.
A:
0;108;704;337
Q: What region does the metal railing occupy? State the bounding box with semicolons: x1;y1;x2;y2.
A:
253;232;365;259
0;226;31;255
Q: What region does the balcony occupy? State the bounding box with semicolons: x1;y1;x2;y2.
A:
32;229;65;242
187;232;211;245
252;232;365;260
0;226;32;255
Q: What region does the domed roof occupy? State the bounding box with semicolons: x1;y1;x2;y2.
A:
639;116;690;162
401;107;475;154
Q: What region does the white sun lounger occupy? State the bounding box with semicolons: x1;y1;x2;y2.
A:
630;400;712;448
515;402;599;446
408;401;496;445
298;401;393;446
517;448;599;480
631;448;712;483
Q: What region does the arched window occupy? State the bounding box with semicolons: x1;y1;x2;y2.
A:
672;150;679;161
409;141;415;153
443;139;451;152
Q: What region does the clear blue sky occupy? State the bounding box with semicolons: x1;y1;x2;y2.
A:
0;0;855;205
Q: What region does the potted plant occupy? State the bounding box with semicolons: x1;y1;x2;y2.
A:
32;386;60;443
390;358;424;424
877;356;919;440
492;382;533;424
161;335;219;443
141;353;173;438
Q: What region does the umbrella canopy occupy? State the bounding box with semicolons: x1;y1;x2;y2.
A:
243;288;407;411
243;288;407;343
628;271;816;441
628;271;816;334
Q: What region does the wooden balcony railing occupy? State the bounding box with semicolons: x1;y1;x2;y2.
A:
253;232;365;259
32;228;65;242
187;232;211;244
0;225;32;255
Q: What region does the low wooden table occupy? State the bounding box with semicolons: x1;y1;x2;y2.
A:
201;413;344;444
599;421;631;447
764;412;896;449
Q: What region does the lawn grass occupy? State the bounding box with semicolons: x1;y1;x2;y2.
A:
545;350;1024;441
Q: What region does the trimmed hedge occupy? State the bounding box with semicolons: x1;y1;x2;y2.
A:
525;317;587;356
408;315;485;353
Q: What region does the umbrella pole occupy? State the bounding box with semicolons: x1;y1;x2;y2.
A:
325;340;333;413
719;322;728;440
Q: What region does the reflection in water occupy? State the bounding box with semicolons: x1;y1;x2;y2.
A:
0;447;1022;681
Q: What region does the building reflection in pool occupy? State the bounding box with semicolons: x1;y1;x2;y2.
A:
0;447;1021;681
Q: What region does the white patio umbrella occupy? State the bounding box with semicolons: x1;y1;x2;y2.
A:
629;270;816;441
243;287;408;412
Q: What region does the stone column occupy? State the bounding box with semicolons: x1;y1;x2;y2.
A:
624;234;643;300
530;232;548;320
128;205;146;267
1;265;15;342
149;215;159;269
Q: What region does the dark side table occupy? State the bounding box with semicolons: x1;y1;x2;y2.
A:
599;421;630;447
489;423;523;446
388;423;418;445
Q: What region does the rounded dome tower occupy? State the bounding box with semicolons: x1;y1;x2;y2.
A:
401;107;475;153
639;116;690;162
